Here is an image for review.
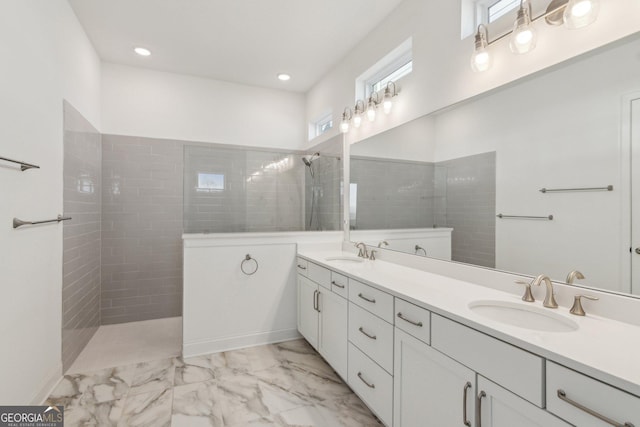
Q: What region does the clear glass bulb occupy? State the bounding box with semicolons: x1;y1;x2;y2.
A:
340;120;349;133
367;101;376;122
471;47;491;73
353;114;362;128
509;6;537;54
563;0;600;29
383;97;393;115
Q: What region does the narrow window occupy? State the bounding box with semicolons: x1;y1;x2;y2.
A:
197;173;225;192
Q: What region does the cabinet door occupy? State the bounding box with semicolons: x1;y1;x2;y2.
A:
297;275;318;349
394;328;476;427
317;289;348;380
478;376;570;427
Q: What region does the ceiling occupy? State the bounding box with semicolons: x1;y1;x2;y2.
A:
68;0;405;92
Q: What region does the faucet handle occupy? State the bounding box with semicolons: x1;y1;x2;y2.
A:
514;280;535;302
369;250;377;261
570;294;599;316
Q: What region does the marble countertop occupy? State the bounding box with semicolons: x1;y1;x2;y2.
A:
297;249;640;398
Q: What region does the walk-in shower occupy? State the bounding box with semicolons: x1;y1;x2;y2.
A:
302;153;320;228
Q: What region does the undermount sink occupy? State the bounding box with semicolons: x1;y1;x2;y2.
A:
468;300;579;333
325;255;364;263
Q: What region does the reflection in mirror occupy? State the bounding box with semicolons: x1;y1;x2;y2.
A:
349;35;640;296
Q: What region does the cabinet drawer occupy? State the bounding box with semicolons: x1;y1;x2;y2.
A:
348;343;393;427
394;298;431;345
349;303;394;374
546;361;640;427
308;262;331;289
349;279;394;323
330;271;348;298
431;314;544;407
296;258;308;277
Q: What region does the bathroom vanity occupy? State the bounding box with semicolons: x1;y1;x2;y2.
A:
296;250;640;427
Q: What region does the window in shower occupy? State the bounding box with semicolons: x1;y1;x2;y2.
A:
197;172;225;192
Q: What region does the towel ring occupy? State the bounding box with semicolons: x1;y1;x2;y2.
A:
241;254;259;276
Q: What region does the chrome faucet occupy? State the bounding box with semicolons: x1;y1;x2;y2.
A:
531;274;558;309
355;242;369;259
377;240;389;248
566;270;585;285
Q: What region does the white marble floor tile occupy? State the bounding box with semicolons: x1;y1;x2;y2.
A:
129;358;177;396
118;388;173;427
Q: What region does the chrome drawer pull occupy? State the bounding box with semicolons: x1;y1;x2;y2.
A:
358;327;377;340
557;390;634;427
357;372;375;389
331;280;345;289
397;312;423;327
462;382;472;427
358;293;376;303
297;264;307;270
477;391;486;427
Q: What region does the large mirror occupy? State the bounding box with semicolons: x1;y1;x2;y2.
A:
349;34;640;296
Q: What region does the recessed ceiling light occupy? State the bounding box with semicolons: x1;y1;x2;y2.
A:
277;73;291;81
134;47;151;57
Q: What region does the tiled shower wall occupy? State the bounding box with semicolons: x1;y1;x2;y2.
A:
351;153;496;268
304;155;342;231
350;157;436;230
440;152;496;268
101;135;184;324
62;101;101;371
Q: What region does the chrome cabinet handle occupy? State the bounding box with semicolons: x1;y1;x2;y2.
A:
331;280;345;289
297;264;307;270
358;293;376;303
462;382;472;427
316;291;321;313
357;372;375;389
557;390;634;427
312;290;317;311
358;327;377;340
397;312;423;327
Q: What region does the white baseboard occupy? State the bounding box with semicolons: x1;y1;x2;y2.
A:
33;362;62;405
183;328;301;358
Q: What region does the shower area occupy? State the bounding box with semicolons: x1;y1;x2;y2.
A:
62;106;342;372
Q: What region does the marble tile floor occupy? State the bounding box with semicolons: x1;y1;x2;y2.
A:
47;339;383;426
67;317;183;374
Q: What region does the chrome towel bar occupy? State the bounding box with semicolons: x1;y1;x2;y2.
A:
497;214;553;220
540;185;613;193
13;214;71;229
0;156;40;171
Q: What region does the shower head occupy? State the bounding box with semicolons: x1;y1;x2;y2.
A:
301;152;320;166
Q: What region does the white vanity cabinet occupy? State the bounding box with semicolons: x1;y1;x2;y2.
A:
394;328;476;427
477;376;571;427
296;260;348;379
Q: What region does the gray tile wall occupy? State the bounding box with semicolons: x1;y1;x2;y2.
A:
183;145;307;233
439;152;496;268
304;155;342;231
101;135;184;324
62;101;102;371
350;158;436;230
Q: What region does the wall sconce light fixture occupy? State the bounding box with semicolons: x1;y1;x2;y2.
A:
471;0;601;72
383;82;398;114
353;100;365;128
366;92;380;122
471;24;491;73
340;107;353;134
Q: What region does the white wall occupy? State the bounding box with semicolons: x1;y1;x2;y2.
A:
0;0;101;404
431;37;640;293
101;63;307;150
307;0;640;147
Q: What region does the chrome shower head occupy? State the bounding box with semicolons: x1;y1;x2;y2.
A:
301;152;320;166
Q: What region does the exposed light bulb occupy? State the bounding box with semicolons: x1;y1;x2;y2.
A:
509;1;537;54
470;25;491;73
366;98;377;122
563;0;599;29
340;120;349;133
383;98;393;115
353;114;362;128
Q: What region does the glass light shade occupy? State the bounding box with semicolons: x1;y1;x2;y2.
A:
471;47;491;73
353;114;362;128
563;0;600;29
383;96;393;115
340;119;350;133
366;100;377;122
509;6;537;54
